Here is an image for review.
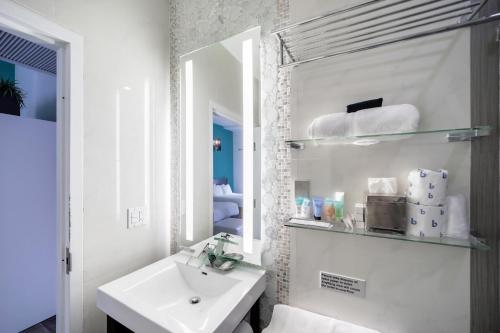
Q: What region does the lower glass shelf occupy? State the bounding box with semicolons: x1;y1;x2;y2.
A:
286;218;489;251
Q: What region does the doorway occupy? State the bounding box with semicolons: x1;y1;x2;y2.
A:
0;28;58;333
0;2;83;333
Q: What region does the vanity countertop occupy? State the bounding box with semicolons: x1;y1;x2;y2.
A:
97;249;265;333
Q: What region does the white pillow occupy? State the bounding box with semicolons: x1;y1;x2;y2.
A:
222;184;233;194
213;184;224;196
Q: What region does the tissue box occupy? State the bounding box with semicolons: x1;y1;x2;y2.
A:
366;194;407;233
354;203;366;222
368;178;398;194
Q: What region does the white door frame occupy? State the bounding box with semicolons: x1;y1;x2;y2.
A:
0;2;84;333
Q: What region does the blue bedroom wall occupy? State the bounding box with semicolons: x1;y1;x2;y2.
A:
0;59;56;121
0;60;15;80
213;124;233;189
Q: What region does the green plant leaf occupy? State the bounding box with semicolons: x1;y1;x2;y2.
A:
0;78;26;108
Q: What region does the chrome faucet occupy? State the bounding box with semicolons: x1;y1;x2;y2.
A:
180;237;240;271
181;243;214;267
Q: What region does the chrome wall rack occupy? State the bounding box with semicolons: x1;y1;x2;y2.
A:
273;0;500;68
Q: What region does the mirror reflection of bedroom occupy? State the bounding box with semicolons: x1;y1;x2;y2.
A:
212;112;244;236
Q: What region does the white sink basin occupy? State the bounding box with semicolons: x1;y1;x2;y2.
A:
97;252;265;333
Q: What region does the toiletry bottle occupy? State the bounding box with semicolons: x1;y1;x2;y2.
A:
295;197;303;218
301;198;311;218
323;198;335;222
312;197;324;221
334;192;345;220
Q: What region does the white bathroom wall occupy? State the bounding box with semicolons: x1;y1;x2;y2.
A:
16;64;57;122
290;230;470;333
288;1;471;332
11;1;170;332
0;113;56;332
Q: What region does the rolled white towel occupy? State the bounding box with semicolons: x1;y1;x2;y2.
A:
263;304;380;333
307;112;347;138
445;194;469;239
347;104;420;136
307;104;419;139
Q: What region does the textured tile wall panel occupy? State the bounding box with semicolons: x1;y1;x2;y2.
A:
169;0;291;327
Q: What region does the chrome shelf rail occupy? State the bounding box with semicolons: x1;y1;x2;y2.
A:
273;0;499;68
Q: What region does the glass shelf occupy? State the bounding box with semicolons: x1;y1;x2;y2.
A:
286;218;489;251
286;126;491;149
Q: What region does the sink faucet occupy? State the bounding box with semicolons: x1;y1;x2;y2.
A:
180;237;240;271
181;243;215;268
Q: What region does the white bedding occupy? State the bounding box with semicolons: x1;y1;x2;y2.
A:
213;201;240;222
213;193;243;207
214;218;243;236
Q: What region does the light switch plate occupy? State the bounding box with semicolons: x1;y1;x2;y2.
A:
127;207;147;229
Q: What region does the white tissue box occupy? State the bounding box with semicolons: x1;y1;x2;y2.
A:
355;221;365;229
368;178;398;194
354;213;364;222
354;203;366;214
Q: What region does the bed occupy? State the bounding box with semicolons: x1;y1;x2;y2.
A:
213;201;242;236
214;218;243;236
213;177;243;208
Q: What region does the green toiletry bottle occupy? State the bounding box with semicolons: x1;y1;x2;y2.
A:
334;192;344;220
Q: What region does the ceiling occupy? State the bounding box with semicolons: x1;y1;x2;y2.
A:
0;30;56;75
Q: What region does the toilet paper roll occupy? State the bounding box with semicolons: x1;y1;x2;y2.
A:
406;202;447;238
407;168;448;206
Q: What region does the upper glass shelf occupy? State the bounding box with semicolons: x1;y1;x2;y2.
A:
286;218;489;251
286;126;492;149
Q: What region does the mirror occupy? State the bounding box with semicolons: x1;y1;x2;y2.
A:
180;27;261;265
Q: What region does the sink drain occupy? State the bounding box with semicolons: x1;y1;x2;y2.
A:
189;296;201;304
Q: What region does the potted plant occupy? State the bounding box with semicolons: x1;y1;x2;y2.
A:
0;78;25;116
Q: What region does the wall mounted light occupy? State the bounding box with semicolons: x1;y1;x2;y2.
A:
213;138;222;151
242;38;254;253
185;60;194;242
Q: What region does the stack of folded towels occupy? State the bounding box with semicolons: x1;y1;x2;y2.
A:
406;168;448;238
307;97;420;138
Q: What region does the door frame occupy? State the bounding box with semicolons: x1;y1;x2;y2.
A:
0;2;84;333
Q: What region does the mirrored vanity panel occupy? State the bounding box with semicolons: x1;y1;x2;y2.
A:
179;27;261;265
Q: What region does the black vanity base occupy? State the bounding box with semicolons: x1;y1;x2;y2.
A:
107;316;133;333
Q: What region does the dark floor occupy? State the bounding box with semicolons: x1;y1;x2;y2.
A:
19;316;56;333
